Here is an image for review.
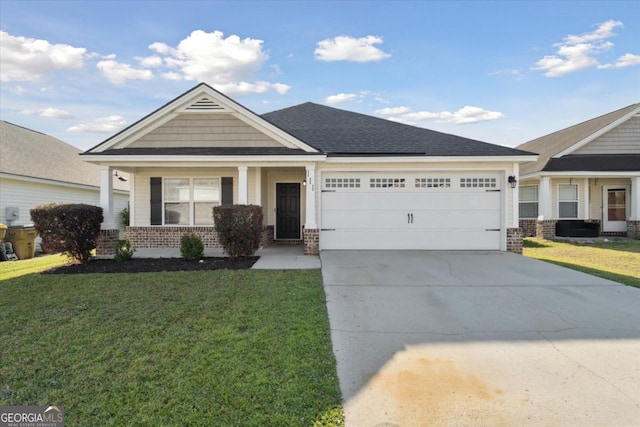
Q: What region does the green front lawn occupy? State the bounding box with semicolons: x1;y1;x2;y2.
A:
0;269;343;426
523;238;640;288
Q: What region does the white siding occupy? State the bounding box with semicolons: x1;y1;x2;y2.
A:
574;116;640;155
0;177;129;227
127;113;283;148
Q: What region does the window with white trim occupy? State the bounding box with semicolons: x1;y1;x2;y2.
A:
164;178;220;225
370;178;405;188
415;178;451;188
558;184;578;218
460;177;497;188
519;185;538;218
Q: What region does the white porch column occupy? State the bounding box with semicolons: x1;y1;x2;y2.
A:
238;166;248;205
539;176;552;219
583;178;590;219
304;164;317;229
630;176;640;220
254;167;262;206
100;166;116;229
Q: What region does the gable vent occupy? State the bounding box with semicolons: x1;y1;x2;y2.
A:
185;97;226;111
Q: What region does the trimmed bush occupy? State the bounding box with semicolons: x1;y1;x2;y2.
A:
180;233;204;261
213;205;263;258
114;239;135;262
31;203;103;264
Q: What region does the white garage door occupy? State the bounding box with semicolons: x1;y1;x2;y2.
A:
320;172;502;250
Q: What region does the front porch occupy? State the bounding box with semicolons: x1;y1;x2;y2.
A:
96;164;322;257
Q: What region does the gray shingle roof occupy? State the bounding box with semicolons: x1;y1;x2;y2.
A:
262;102;533;156
97;147;319;156
1;121;129;191
543;154;640;172
517;103;640;175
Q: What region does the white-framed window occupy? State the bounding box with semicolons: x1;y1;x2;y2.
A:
519;185;538;218
164;178;220;225
558;184;578;218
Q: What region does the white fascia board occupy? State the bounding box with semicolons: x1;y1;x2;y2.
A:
324;155;538;164
553;107;640;158
520;171;640;180
0;172;129;194
81;154;326;165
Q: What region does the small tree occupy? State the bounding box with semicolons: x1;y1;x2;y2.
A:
213;205;263;259
31;203;103;264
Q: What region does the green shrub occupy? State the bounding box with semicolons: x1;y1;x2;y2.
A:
180;233;204;261
114;239;135;262
213;205;263;259
120;206;130;227
31;203;103;264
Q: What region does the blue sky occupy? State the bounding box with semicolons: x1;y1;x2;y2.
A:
1;0;639;150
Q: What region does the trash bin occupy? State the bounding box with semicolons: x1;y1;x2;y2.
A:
5;225;38;260
0;223;6;240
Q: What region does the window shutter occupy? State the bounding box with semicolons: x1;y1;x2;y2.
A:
150;177;162;225
222;177;233;205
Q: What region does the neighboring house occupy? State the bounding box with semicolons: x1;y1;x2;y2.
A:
0;121;129;235
516;103;640;239
81;83;536;255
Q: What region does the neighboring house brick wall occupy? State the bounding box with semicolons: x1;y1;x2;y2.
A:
627;220;640;240
506;228;523;254
519;219;537;237
536;219;557;239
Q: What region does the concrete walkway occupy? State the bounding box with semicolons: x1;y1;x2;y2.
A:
321;250;640;426
134;245;320;269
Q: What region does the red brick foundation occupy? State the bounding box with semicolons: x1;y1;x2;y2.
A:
96;229;120;258
127;226;221;249
519;219;537;238
506;228;523;254
303;228;319;255
536;219;557;240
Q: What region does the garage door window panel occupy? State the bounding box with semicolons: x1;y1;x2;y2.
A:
324;178;361;189
415;178;451;188
460;177;497;188
370;178;405;188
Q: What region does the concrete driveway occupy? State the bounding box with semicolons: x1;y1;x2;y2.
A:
320;251;640;426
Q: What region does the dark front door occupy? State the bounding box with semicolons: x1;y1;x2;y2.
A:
276;183;301;239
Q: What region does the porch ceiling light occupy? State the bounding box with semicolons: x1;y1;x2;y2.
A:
508;175;517;189
114;171;128;182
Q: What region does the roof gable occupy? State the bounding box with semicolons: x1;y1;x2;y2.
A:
86;83;318;154
0;121;128;190
518;103;640;176
262;102;533;157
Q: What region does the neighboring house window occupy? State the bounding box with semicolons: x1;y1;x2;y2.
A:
519;185;538;218
164;178;220;225
558;184;578;218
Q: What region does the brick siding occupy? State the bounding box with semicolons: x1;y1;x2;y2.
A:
536;219;557;239
506;227;523;254
519;219;537;238
96;229;120;258
628;220;640;240
303;228;320;255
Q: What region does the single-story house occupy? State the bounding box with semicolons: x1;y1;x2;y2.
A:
0;121;129;241
81;83;536;255
516;103;640;239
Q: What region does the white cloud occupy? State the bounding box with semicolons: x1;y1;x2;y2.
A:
385;106;504;125
533;20;639;77
97;59;154;85
315;35;391;62
21;107;74;119
375;106;411;115
0;30;86;82
12;85;26;95
325;93;358;105
489;69;523;80
67;115;127;133
146;30;287;95
613;53;640;68
136;55;163;67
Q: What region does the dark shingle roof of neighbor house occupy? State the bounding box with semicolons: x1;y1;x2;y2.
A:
517;103;640;175
0;121;129;191
543;154;640;172
262;102;533;156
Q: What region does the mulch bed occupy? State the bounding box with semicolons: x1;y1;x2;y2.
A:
43;257;259;274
